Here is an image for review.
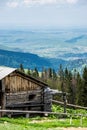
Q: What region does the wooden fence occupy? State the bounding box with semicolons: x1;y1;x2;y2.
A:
0;99;87;126
52;100;87;110
0;109;87;126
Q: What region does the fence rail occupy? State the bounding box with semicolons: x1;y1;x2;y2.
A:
0;109;87;117
0;109;87;126
52;100;87;110
0;99;87;126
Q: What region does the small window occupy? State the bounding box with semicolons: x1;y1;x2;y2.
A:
29;94;36;101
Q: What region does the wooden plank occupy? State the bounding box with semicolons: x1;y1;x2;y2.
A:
1;79;6;116
1;79;5;92
6;103;44;108
0;93;6;116
52;100;87;110
15;72;47;87
0;109;87;117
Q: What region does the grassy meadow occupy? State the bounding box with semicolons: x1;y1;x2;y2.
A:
0;105;87;130
0;116;87;130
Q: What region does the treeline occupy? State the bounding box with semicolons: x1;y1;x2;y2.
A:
19;64;87;107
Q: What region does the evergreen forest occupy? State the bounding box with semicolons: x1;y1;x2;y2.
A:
19;64;87;107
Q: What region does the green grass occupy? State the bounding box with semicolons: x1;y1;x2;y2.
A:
0;105;87;130
0;116;87;130
52;104;87;115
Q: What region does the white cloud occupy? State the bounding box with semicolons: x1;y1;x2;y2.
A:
1;0;86;8
7;1;19;8
5;0;82;8
66;0;78;4
23;0;79;6
23;0;57;5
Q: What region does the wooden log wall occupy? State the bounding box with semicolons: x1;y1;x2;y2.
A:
4;72;41;93
6;90;43;106
1;72;45;112
0;71;52;115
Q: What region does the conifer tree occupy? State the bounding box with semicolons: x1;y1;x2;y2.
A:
66;71;74;104
19;64;25;73
82;66;87;106
58;64;64;81
53;69;57;80
41;68;47;82
32;67;39;78
76;72;83;105
44;68;48;81
41;67;45;80
48;68;53;79
64;67;69;80
27;68;31;75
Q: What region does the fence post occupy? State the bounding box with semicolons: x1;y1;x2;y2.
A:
63;92;67;113
70;115;72;125
80;115;82;126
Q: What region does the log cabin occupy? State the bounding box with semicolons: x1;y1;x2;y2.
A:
0;66;52;117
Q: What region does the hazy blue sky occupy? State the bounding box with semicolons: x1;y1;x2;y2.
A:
0;0;87;29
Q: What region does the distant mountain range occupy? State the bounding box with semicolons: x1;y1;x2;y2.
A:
0;49;87;72
65;35;85;43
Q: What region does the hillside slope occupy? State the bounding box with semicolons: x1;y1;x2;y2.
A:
0;49;87;71
0;49;51;70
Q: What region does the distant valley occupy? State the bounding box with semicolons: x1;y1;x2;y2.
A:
0;29;87;72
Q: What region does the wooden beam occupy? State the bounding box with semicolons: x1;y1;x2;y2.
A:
0;109;87;117
1;79;6;116
52;100;87;110
6;103;44;108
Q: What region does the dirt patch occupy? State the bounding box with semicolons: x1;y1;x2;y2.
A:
30;119;53;123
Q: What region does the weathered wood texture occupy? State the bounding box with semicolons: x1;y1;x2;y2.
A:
43;90;52;111
4;72;41;93
0;71;52;116
6;90;43;106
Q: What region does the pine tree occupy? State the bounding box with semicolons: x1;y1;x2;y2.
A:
19;64;25;73
48;68;53;79
53;69;57;80
61;81;65;93
82;66;87;106
27;68;31;75
41;67;45;80
76;72;83;105
41;68;47;82
32;67;39;78
65;71;74;104
64;67;69;80
58;64;64;81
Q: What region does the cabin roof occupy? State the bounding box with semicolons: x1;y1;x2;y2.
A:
0;66;16;80
0;66;48;87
